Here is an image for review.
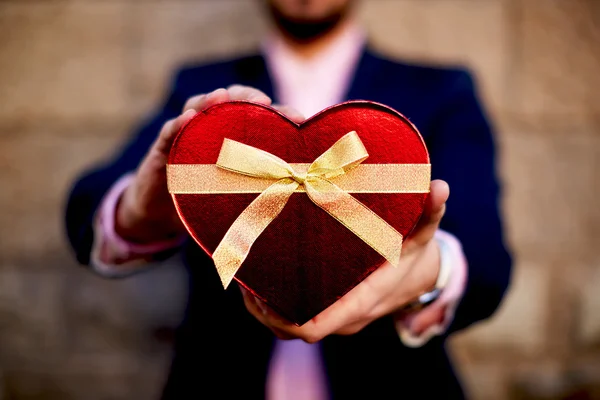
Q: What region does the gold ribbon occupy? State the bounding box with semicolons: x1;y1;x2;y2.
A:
167;131;430;288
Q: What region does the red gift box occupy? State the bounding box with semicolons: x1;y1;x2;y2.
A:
167;100;430;325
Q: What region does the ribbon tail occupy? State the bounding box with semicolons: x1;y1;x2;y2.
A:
305;177;403;267
212;179;299;288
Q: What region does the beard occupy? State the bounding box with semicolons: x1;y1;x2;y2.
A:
267;2;353;42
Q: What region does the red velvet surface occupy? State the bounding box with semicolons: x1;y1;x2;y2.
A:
169;101;430;325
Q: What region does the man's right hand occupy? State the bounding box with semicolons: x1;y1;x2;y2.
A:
115;85;304;244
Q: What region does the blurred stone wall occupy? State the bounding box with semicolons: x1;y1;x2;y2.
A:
0;0;598;399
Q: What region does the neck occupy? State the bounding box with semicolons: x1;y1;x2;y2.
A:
276;17;356;60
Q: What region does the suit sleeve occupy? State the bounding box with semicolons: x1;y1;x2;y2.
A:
64;70;192;266
426;70;513;334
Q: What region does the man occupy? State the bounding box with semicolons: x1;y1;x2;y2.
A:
65;0;512;398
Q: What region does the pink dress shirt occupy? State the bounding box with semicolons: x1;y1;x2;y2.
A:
91;22;467;400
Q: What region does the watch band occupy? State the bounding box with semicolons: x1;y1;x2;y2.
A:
397;235;452;313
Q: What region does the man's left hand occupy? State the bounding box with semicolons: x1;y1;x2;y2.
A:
240;179;450;343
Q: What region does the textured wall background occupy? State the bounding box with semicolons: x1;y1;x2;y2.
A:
0;0;599;399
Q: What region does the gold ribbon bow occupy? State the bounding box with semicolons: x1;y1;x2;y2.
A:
168;131;430;288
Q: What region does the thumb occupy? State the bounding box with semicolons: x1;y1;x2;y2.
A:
403;179;449;253
154;109;197;157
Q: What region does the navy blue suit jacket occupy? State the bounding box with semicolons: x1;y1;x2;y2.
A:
65;47;512;399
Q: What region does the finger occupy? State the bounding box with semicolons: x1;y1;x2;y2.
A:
182;94;206;112
405;305;445;335
241;285;347;344
271;104;305;124
227;85;272;105
239;285;291;326
240;286;326;340
240;285;268;322
254;295;297;327
404;179;449;251
298;284;374;340
183;88;230;112
239;286;297;339
154;109;197;156
334;320;368;336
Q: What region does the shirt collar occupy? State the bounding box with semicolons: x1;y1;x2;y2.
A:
260;21;367;116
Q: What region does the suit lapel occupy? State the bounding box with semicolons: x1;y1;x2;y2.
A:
232;54;276;102
344;46;384;102
231;45;384;106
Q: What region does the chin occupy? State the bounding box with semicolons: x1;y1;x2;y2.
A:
267;0;354;41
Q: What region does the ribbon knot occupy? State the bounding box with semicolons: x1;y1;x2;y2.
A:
210;131;407;288
290;170;307;185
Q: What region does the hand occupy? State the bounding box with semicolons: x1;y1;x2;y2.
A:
240;180;450;343
116;85;304;243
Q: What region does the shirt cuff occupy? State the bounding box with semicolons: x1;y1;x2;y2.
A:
394;229;468;347
90;173;186;278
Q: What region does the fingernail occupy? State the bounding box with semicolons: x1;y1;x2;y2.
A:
255;298;268;315
207;88;225;99
193;94;206;106
251;96;270;104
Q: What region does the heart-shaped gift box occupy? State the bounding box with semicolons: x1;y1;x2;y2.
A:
167;100;430;325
